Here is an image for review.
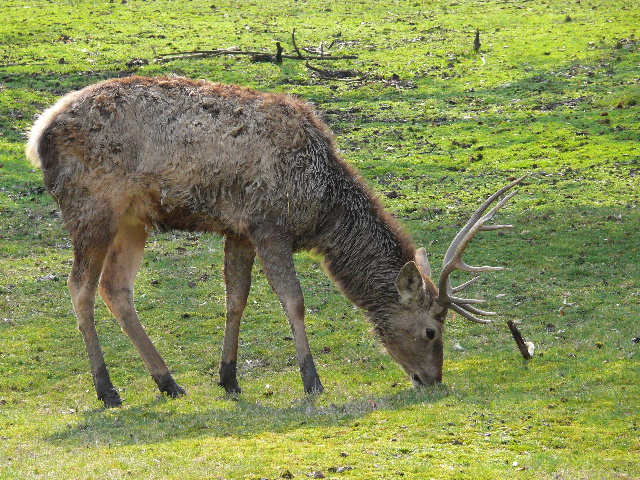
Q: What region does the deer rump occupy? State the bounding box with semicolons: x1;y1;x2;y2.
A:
27;75;522;407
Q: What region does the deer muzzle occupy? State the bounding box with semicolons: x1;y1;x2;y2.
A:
410;370;442;387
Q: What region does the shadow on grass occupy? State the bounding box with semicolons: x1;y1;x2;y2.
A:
46;384;452;447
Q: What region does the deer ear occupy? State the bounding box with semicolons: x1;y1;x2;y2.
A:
396;261;425;304
414;247;431;278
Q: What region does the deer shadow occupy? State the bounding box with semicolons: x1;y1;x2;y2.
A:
46;384;452;447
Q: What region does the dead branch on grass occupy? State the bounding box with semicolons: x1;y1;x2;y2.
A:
508;320;535;360
156;29;357;63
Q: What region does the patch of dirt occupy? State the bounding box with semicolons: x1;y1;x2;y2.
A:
532;97;589;112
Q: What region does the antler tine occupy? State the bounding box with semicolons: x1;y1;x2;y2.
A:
437;175;526;322
450;275;479;293
449;303;493;324
445;189;518;269
446;294;488;304
457;302;497;317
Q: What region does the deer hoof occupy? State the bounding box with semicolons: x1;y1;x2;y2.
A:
100;388;123;408
157;374;185;398
301;354;324;394
164;383;186;399
218;361;242;394
222;383;242;395
304;379;324;395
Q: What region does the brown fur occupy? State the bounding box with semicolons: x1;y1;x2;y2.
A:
27;76;447;406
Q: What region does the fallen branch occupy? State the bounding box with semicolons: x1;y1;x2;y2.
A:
508;320;535;360
291;28;305;59
157;30;357;63
157;49;356;62
157;49;357;63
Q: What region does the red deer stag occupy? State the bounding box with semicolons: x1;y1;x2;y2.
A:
26;76;523;407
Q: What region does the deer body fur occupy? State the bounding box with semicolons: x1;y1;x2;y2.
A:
27;76;521;407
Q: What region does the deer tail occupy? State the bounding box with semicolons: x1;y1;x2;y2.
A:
25;90;83;168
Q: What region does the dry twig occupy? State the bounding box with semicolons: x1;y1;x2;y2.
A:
156;30;357;63
508;320;535;359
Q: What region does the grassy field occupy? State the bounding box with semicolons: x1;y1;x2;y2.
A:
1;0;639;478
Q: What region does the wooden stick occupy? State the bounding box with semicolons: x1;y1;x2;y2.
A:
157;30;357;63
508;320;534;359
291;28;305;59
158;50;356;62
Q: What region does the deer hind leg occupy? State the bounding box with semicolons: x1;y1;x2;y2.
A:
252;232;324;394
218;234;255;394
98;214;185;400
68;215;122;407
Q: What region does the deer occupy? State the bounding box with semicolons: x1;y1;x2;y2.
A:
26;75;523;408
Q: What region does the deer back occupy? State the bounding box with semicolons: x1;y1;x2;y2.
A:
28;76;358;240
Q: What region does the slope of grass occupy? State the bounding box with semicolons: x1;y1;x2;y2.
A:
1;0;638;479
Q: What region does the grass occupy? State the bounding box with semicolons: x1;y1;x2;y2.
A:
1;0;639;478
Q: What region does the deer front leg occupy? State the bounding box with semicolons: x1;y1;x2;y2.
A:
253;234;324;395
219;234;255;394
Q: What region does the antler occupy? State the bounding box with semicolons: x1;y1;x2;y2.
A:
436;176;526;324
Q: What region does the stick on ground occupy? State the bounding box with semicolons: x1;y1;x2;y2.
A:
508;320;535;359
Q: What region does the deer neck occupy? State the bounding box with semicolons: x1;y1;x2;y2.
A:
317;188;415;316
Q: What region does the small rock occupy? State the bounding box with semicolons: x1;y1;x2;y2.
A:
126;57;149;68
453;342;466;351
37;274;59;282
328;466;353;473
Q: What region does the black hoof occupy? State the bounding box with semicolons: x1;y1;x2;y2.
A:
304;380;324;395
301;354;323;395
219;361;242;394
219;380;242;395
163;382;186;399
157;374;186;398
100;388;123;408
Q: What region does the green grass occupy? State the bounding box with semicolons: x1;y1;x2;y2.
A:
1;0;639;478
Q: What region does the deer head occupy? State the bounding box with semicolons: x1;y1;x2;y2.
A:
380;176;525;386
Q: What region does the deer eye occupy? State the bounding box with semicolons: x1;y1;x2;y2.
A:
425;328;436;340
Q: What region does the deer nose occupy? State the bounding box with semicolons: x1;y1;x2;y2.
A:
411;373;441;387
